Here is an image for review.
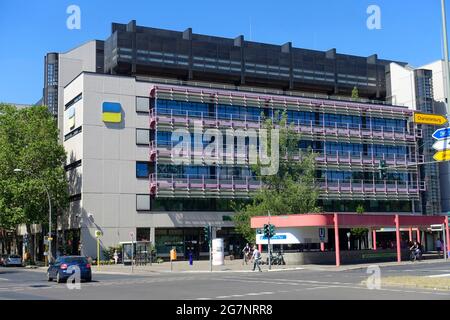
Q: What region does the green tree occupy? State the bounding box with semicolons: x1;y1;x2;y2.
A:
233;111;320;243
351;86;359;99
0;104;69;258
351;204;367;249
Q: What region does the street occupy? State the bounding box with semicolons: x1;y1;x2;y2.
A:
1;262;450;300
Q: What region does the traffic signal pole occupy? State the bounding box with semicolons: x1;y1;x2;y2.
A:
209;224;212;272
268;212;272;271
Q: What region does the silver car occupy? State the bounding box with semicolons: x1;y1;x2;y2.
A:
2;255;23;267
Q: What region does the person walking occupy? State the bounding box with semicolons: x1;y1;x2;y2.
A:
242;243;251;265
251;245;262;272
436;238;443;256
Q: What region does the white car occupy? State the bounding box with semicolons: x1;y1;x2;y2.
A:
1;255;23;267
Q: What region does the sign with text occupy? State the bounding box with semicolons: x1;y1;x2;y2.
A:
413;112;448;126
432;139;450;151
433;150;450;162
433;128;450;140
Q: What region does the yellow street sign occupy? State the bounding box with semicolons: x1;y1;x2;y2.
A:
413;112;448;126
433;150;450;161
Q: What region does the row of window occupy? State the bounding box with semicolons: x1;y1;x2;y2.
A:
154;99;408;132
145;129;410;158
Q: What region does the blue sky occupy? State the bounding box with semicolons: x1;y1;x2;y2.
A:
0;0;446;104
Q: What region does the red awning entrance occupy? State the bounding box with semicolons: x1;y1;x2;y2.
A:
251;213;450;266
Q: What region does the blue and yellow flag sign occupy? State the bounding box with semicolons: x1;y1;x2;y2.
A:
68;107;75;130
102;102;122;123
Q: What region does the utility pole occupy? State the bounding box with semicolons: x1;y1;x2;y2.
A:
209;224;212;272
268;211;272;270
441;0;450;122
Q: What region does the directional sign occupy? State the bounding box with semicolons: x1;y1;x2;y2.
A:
432;139;450;151
433;150;450;162
413;112;448;126
433;128;450;140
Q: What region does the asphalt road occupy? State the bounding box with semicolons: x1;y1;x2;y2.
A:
1;262;450;300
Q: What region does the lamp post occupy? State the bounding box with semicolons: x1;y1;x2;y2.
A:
346;232;351;251
14;168;52;264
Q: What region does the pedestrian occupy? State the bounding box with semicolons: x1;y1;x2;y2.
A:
113;250;119;264
242;243;251;265
251;245;262;272
436;238;443;256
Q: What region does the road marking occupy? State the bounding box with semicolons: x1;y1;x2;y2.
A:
0;278;9;281
428;273;450;278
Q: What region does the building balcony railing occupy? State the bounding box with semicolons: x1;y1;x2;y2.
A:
150;109;421;142
149;173;425;200
150;143;423;169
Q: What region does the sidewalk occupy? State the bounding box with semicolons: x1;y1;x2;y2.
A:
23;257;450;275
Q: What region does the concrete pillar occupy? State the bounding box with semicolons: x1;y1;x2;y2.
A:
372;229;377;250
334;213;340;267
395;215;401;263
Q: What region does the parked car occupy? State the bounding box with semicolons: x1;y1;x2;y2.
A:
0;254;23;267
47;256;92;283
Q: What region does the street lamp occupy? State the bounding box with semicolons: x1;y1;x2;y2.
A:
14;168;52;264
346;232;351;251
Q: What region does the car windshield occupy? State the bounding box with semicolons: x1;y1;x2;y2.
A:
61;257;88;264
9;255;20;259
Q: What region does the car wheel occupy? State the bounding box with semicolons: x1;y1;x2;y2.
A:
56;273;63;284
47;272;53;282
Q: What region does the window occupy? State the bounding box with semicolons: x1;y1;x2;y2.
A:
64;126;82;141
65;160;82;171
136;162;150;178
136;129;150;145
136;97;150;113
65;93;82;110
136;194;151;211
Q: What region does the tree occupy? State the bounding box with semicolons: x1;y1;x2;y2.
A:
351;86;359;99
233;111;320;243
351;204;368;249
0;104;69;258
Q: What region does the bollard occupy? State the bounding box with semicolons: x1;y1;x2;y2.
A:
189;252;193;266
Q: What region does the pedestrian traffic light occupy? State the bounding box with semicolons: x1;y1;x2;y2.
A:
378;160;387;180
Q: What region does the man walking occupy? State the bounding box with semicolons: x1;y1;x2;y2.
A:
251;245;262;272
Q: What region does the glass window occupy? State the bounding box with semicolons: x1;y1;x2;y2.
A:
136;97;150;113
136;129;150;145
136;194;151;211
136;162;150;178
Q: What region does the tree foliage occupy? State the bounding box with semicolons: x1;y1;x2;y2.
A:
351;86;359;99
0;104;69;230
233;111;320;243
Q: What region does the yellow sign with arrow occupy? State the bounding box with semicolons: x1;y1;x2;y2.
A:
433;150;450;162
413;112;448;126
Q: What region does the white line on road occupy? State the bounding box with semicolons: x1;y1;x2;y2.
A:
428;273;450;278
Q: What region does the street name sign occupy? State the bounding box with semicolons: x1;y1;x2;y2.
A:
433;150;450;162
433;127;450;140
413;112;448;126
432;139;450;151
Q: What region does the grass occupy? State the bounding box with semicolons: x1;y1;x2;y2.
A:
362;276;450;291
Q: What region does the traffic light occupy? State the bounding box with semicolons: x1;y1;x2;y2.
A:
263;224;276;239
204;225;210;244
378;159;387;180
269;224;275;238
263;224;270;237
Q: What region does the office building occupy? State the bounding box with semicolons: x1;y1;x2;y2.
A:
45;21;426;257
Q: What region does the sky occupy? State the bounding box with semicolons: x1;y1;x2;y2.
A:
0;0;446;104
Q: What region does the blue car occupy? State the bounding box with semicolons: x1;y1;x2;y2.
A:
47;256;92;283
